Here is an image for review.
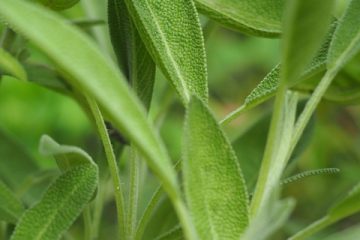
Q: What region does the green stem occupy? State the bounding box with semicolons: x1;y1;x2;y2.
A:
135;186;163;240
91;179;107;240
135;161;182;240
288;216;334;240
288;69;338;156
86;96;126;239
126;148;140;240
250;87;298;218
219;105;246;126
83;206;93;240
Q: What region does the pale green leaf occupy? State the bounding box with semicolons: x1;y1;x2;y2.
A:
328;0;360;70
0;180;24;224
195;0;284;37
37;0;80;11
108;0;155;110
183;96;249;239
0;0;179;198
10;165;98;240
281;0;334;85
0;47;27;81
39;135;94;172
123;0;208;104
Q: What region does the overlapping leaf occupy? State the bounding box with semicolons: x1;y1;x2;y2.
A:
0;47;27;81
195;0;284;37
0;180;24;224
123;0;208;104
0;0;179;198
183;97;249;239
11;165;98;240
108;0;155;110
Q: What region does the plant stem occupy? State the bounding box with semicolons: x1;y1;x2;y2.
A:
219;104;246;126
250;87;298;218
288;215;334;240
83;206;93;240
86;96;126;239
288;69;338;156
126;148;140;240
135;161;181;240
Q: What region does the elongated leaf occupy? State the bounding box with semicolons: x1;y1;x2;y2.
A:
183;97;249;239
37;0;80;11
108;0;155;110
329;182;360;220
0;47;27;81
123;0;208;104
11;165;98;240
0;0;179;198
39;135;94;171
195;0;284;37
0;180;24;224
281;0;334;85
328;0;360;70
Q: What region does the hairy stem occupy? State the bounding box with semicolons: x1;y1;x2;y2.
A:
250;87;298;218
83;206;93;240
86;97;126;239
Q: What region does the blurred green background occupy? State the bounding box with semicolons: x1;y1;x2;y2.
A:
0;0;359;239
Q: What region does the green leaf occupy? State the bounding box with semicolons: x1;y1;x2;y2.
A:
195;0;284;37
329;182;360;220
155;226;183;240
0;47;27;81
328;0;360;71
37;0;80;11
108;0;155;110
0;0;179;199
123;0;208;104
10;165;98;240
281;0;334;85
39;135;95;172
0;180;24;224
183;96;249;239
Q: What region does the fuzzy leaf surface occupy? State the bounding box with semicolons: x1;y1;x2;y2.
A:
281;0;334;85
0;0;178;196
123;0;208;104
39;135;95;171
108;0;155;110
183;97;249;239
195;0;284;37
10;165;98;240
327;0;360;71
0;180;25;224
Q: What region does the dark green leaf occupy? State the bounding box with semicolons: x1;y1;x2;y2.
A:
108;0;155;110
183;97;249;239
195;0;284;37
37;0;80;11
